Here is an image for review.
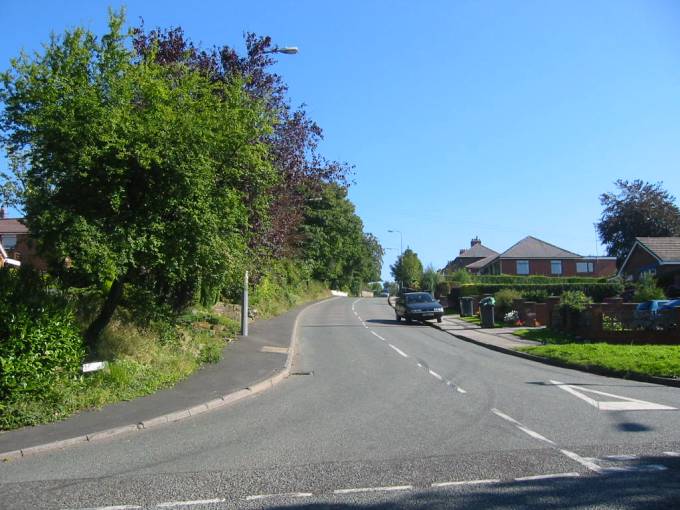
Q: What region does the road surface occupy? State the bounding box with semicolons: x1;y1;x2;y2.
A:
2;297;679;509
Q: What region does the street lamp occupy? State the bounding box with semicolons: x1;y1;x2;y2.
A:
241;44;298;337
264;46;299;55
387;229;403;255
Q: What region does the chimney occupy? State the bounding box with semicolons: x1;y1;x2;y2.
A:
459;248;465;255
471;236;481;247
0;207;4;219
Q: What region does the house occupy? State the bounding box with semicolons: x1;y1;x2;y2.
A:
0;240;21;267
467;236;617;277
0;208;44;269
442;237;498;273
618;237;680;288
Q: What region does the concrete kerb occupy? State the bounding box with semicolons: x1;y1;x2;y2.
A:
0;296;338;462
426;321;680;389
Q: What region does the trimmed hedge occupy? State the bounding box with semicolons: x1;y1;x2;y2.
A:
451;281;623;303
444;274;611;285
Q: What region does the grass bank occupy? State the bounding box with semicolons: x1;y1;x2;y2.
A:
1;282;329;431
514;329;680;380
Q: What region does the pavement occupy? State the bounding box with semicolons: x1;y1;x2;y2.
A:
2;297;680;509
432;314;543;350
0;298;331;459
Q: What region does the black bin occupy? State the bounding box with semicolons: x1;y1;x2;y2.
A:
480;303;495;328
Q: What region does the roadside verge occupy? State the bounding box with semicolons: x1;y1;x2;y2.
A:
0;297;335;462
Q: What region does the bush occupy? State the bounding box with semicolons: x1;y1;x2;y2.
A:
559;290;592;312
633;272;666;302
455;281;622;303
522;288;550;303
435;281;451;298
0;267;84;403
494;288;523;317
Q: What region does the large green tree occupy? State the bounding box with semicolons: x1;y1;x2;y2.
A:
390;248;423;289
300;184;383;292
597;180;680;264
0;11;277;347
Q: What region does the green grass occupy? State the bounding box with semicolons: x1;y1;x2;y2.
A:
513;328;577;344
518;343;680;379
459;315;505;327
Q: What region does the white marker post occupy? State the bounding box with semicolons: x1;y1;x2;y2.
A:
241;271;249;336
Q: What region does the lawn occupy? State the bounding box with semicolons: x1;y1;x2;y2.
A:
460;315;505;328
514;329;680;379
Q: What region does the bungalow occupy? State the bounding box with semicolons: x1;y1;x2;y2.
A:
442;237;498;273
618;237;680;288
467;236;617;277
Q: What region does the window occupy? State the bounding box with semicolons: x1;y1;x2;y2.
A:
551;260;562;275
516;260;529;275
1;234;17;250
576;262;594;273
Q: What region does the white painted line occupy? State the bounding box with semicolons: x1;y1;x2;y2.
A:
456;387;467;394
78;506;141;510
490;408;556;446
417;363;423;368
371;331;386;341
388;344;409;358
357;315;362;321
601;464;668;474
515;472;580;481
550;380;676;411
663;451;680;457
560;449;603;474
333;485;413;495
431;479;499;488
245;492;313;501
429;369;443;381
157;499;226;507
604;454;638;461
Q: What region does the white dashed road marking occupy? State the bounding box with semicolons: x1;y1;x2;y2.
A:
388;344;409;358
371;331;386;341
663;451;680;457
245;493;313;501
514;472;580;481
428;369;443;381
431;479;499;488
333;485;413;495
491;409;556;446
157;499;226;507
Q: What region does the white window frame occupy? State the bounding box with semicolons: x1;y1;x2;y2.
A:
551;260;563;275
516;260;529;275
576;262;594;273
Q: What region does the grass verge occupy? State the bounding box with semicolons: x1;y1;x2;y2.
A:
518;344;680;379
1;283;329;431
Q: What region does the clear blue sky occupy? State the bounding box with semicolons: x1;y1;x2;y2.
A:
2;1;680;281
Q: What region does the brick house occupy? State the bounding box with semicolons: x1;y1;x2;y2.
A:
618;237;680;289
0;209;45;269
442;237;498;273
469;236;617;277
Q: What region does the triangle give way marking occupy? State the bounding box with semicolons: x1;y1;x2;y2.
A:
550;380;677;411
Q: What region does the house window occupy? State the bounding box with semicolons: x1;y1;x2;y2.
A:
551;260;562;275
516;260;529;275
1;234;17;250
576;262;594;273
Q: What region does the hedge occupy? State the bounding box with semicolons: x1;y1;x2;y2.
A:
451;281;623;303
443;274;611;285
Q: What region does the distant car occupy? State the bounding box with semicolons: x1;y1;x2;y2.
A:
395;292;444;323
380;291;390;298
633;300;670;329
657;299;680;330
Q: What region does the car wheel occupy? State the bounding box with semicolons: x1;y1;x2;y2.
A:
405;316;412;324
437;316;442;323
395;312;401;322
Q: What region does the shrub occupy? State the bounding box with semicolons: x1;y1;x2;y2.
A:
522;288;550;303
448;269;472;284
494;288;523;316
435;281;451;298
455;281;622;302
633;272;666;302
559;290;592;313
0;267;84;403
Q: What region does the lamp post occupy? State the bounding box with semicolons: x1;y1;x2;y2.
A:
388;230;404;290
241;44;298;337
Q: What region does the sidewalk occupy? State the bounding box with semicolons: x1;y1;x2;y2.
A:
434;315;542;350
0;298;325;460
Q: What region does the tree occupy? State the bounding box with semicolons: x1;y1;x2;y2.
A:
421;264;442;294
633;272;666;302
597;180;680;263
300;184;383;291
1;11;277;348
390;248;423;289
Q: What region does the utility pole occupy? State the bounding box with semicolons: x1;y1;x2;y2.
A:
241;271;249;336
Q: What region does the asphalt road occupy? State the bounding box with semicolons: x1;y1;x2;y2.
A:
2;297;680;509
